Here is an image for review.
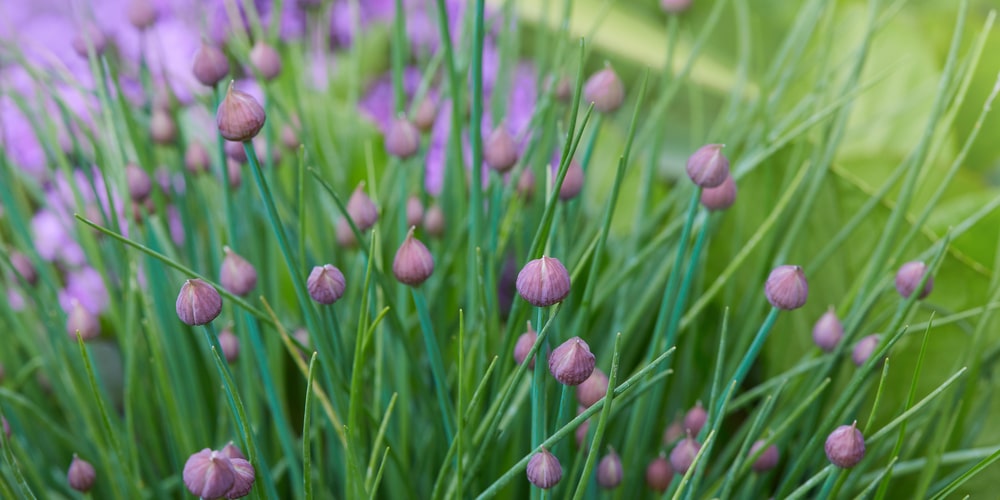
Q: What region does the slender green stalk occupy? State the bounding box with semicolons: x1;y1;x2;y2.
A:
303;353;318;500
570;334;623;500
412;289;456;442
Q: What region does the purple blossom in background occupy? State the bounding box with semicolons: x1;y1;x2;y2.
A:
58;267;110;315
32;210;86;266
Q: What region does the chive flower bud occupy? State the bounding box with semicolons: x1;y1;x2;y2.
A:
824;422;865;468
71;25;106;58
217;83;266;142
685;144;730;188
226;159;242;189
484;124;518;172
526;447;562;489
193;42;230;87
895;261;933;299
125;164;152;202
412;98;437;132
281;123;300;149
554;76;573;102
576;368;609;408
748;440;780;472
2;417;9;438
185;142;211;175
558;161;585;201
583;64;625;113
335;217;357;248
67;455;96;492
597;449;623;489
575;411;591;448
183;449;235;500
127;0;158;30
66;300;100;340
249;41;282;80
151;111;177;146
218;328;240;363
176;279;223;326
384;116;420;159
669;434;701;475
851;334;881;367
406;196;424;228
516;256;571;307
227;457;256;498
219;247;257;297
700;174;737;210
661;0;692;13
764;265;808;310
513;322;537;368
392;228;434;286
812;307;843;352
683;401;707;435
225;141;248;163
307;264;346;305
346;184;379;231
646;455;673;493
548;337;596;386
10;252;37;286
663;420;684;445
424;203;445;238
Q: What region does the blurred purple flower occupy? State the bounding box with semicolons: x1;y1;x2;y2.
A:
32;210;86;266
58;267;109;314
7;289;26;312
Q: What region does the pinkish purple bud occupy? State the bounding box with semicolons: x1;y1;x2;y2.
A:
700;175;736;211
576;368;609;408
10;252;37;286
683;402;707;435
193;42;230;87
66;300;100;340
217;84;266;142
219;247;257;297
176;279;223;326
307;264;346;305
424;203;445;238
812;307;843;352
663;421;684;445
895;261;932;300
72;25;106;58
513;322;537;368
346;184;379;231
126;164;153;202
526;447;562;489
127;0;158;30
384;117;420;159
406;196;424;228
597;449;623;489
825;423;865;468
226;159;243;189
393;228;435;286
186;142;211;175
575;411;591;448
2;417;9;438
183;449;235;499
336;218;358;248
218;328;240;363
764;265;808;310
851;334;881;367
558;161;585;201
646;455;673;492
249;42;282;80
227;458;255;498
685;144;730;188
484;124;518;172
748;440;780;472
281;124;300;149
583;65;625;113
516;256;571;307
219;442;246;461
517;169;536;200
548;336;596;386
151;110;177;145
669;435;701;475
661;0;692;13
412;98;437;132
225;141;248;163
67;454;96;492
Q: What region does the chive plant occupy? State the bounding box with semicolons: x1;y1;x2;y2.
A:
1;0;999;498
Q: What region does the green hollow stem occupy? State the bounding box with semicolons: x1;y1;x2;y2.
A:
467;0;487;333
650;188;702;361
412;288;456;442
710;308;780;420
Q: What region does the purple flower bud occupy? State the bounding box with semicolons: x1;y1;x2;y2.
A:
219;442;246;461
851;334;881;367
824;423;865;468
669;435;701;475
225;141;248;163
584;65;625;113
526;447;562;489
71;25;106;58
307;264;347;305
513;322;537;368
151;110;177;145
812;307;843;352
183;449;235;499
576;368;609;408
220;247;258;297
406;196;424;228
217;84;266;143
393;228;435;286
700;175;737;211
516;256;571;307
281;124;300;150
176;279;223;326
685;144;730;188
226;159;243;189
548;337;596;386
683;402;707;436
553;76;573;102
661;0;692;13
126;163;153;202
336;218;357;248
384;117;420;159
575;417;591;448
66;300;100;340
663;421;684;445
346;184;379;232
10;252;37;286
67;454;96;492
597;449;623;489
895;261;932;299
748;440;780;472
484;124;518;172
227;458;255;498
249;42;282;81
412;98;437;132
193;42;230;87
764;265;808;310
218;328;240;363
2;417;9;438
127;0;158;30
423;203;445;238
557;161;585;202
646;455;673;492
